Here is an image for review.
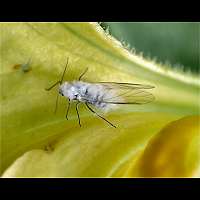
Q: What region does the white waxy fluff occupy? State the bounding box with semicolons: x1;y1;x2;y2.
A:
59;81;123;112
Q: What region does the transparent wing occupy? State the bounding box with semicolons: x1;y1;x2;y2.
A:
96;82;155;105
96;82;155;89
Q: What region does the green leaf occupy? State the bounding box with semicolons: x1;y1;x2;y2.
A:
104;22;199;72
1;23;199;177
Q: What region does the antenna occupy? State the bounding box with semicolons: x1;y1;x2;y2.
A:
45;58;69;114
45;58;69;91
60;58;69;84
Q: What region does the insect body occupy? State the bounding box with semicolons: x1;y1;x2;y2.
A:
13;58;32;73
59;81;119;111
46;59;155;128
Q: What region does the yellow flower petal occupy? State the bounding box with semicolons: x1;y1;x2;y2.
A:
2;113;179;177
118;116;200;177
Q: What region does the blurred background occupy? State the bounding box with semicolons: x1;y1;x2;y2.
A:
101;23;199;73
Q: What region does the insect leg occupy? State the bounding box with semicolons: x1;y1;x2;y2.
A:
78;68;88;81
85;103;116;128
54;91;60;114
76;102;81;127
66;99;71;120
